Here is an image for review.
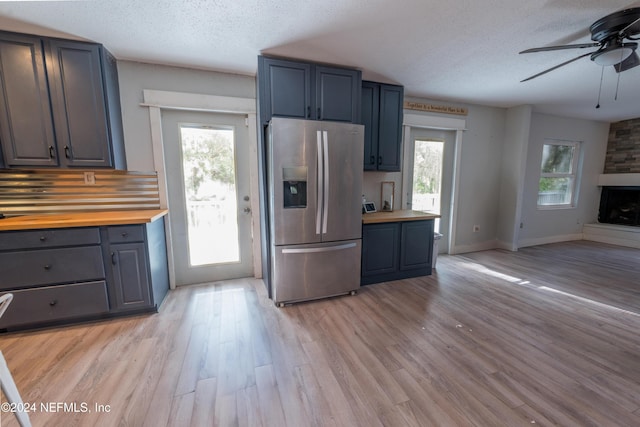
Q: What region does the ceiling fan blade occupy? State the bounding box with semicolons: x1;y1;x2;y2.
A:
619;16;640;38
521;52;593;82
614;51;640;72
519;43;600;54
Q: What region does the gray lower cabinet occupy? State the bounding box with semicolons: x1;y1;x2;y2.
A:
0;219;169;331
361;219;433;285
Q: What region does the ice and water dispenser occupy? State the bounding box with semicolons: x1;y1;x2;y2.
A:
282;166;307;208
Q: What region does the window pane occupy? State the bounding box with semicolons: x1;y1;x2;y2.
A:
538;177;573;205
412;140;443;213
180;125;239;266
541;144;574;173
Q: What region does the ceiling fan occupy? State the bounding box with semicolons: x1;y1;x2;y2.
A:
520;7;640;82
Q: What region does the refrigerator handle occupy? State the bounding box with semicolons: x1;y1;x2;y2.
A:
282;242;357;254
316;131;323;235
322;130;329;234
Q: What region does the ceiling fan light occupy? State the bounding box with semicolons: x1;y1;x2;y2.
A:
592;46;634;66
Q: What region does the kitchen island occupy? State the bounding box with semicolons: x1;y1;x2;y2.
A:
361;209;440;285
0;210;169;331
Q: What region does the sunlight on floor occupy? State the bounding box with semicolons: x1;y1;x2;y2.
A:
463;261;640;317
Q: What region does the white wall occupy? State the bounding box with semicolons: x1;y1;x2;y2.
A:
496;105;532;250
518;113;609;247
116;61;255;170
372;96;507;254
114;61;611;255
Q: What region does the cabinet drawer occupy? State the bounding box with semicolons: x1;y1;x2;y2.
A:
0;227;101;251
0;246;105;289
107;225;144;243
0;281;109;329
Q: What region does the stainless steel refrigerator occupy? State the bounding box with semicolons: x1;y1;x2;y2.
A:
268;117;364;305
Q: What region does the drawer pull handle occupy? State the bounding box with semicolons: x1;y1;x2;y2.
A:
49;300;57;307
48;146;55;159
64;145;71;158
121;232;128;237
40;236;47;242
44;264;52;270
111;252;117;265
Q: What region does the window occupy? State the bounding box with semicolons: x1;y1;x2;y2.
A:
411;139;444;231
179;125;240;266
537;140;580;208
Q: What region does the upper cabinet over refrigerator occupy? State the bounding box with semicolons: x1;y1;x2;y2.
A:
257;55;362;125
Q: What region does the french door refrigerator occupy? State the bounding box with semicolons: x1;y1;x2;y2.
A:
268;117;364;305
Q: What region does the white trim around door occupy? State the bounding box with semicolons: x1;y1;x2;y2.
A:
141;90;261;289
402;112;466;255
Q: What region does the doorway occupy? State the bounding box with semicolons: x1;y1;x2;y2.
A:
162;110;254;285
405;127;456;253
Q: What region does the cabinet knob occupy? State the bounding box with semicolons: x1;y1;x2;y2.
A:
48;146;55;159
49;300;58;307
307;106;311;118
111;252;117;265
317;107;321;119
44;264;52;270
370;155;375;165
121;232;128;237
40;236;47;242
378;156;383;165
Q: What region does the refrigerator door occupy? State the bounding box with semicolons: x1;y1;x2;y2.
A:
271;239;361;304
320;122;364;242
269;118;322;245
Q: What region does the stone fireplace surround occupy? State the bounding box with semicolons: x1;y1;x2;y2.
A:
583;119;640;248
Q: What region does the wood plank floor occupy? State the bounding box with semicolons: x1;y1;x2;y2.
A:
1;240;640;426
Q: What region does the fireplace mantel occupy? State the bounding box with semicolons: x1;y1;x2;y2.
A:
598;173;640;186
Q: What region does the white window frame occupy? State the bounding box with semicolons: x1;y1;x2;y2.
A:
537;139;581;210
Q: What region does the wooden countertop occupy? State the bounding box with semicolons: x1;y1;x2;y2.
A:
362;209;440;224
0;209;168;231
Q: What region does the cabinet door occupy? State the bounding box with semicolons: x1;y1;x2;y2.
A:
109;242;152;311
46;39;112;168
315;66;361;122
377;84;403;171
361;82;379;170
0;33;58;167
361;223;399;277
260;57;312;122
400;220;433;271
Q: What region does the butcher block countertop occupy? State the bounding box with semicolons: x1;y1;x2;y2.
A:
0;209;168;231
362;209;440;224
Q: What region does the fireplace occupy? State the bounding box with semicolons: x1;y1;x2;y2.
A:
598;186;640;226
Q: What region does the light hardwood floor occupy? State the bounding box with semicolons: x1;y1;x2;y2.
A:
1;240;640;426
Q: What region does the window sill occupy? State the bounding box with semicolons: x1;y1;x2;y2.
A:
537;204;576;211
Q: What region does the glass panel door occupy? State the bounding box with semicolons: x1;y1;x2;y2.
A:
162;110;253;286
179;125;239;266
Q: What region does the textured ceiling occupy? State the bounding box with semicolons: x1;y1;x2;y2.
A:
1;0;639;122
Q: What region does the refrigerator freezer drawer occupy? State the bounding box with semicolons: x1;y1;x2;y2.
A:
272;239;361;305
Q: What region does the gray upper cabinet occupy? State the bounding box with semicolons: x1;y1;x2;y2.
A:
258;55;361;125
0;31;126;170
0;33;58;167
361;81;403;171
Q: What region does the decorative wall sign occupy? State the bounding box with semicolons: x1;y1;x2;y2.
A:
404;101;468;116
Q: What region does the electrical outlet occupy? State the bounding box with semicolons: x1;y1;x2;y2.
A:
84;172;96;185
473;225;480;233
